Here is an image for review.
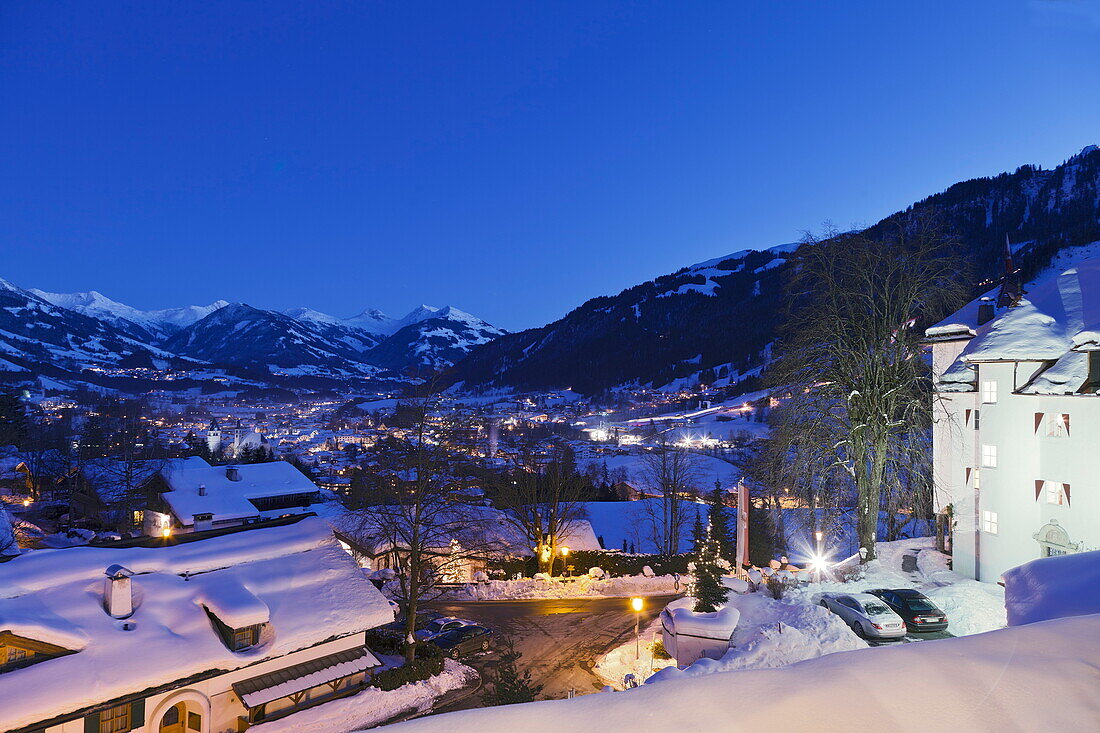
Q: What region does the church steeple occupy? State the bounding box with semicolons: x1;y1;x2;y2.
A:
997;234;1023;308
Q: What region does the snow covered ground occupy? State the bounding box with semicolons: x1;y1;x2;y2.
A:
434;573;680;601
389;614;1100;733
594;538;1005;689
786;536;1006;637
252;658;476;733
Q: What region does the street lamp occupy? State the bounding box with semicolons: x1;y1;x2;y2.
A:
560;546;570;576
630;596;644;659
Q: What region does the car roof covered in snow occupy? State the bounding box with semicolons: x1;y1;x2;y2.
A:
0;517;391;732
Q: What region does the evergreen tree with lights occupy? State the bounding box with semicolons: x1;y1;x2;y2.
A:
689;522;729;613
690;514;706;552
707;483;734;561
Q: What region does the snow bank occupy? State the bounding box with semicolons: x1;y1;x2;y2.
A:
388;615;1100;733
1003;549;1100;627
650;592;864;683
434;573;678;601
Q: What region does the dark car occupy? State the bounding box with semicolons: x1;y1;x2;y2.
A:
428;625;493;658
378;609;445;637
866;588;949;632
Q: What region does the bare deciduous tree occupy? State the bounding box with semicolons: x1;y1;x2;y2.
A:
773;216;966;561
639;440;700;555
492;445;590;575
345;398;505;664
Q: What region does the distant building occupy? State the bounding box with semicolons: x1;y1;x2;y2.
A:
206;418;270;458
141;457;322;535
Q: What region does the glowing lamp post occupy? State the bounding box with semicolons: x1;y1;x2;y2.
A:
630;596;644;659
560;546;570;576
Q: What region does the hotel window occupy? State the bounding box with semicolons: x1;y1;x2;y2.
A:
971;467;980;489
982;510;998;534
981;380;997;404
99;703;130;733
231;624;262;651
981;444;997;468
1045;481;1069;506
1047;413;1070;437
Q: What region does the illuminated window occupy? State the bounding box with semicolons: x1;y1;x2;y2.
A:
981;380;997;404
99;703;130;733
230;624;261;651
981;444;997;468
1047;482;1068;506
982;510;998;534
972;468;980;489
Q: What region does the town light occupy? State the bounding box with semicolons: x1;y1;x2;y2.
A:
630;596;644;659
161;526;172;538
22;498;31;507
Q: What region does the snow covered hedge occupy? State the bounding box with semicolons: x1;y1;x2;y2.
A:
489;550;691;578
371;644;446;691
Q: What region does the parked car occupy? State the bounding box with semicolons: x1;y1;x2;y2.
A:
413;616;477;641
429;625;493;658
378;609;445;638
866;588;949;632
818;592;907;640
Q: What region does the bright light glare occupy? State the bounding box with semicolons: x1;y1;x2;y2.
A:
630;597;644;612
808;554;829;572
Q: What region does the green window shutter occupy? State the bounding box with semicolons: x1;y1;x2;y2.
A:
84;712;100;733
130;699;146;728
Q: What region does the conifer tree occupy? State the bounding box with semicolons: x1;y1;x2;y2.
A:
707;484;734;560
689;523;729;613
0;388;27;448
481;639;543;706
690;514;706;552
747;499;778;568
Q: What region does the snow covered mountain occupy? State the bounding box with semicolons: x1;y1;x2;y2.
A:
162;303;379;377
30;289;228;341
0;279;172;377
366;306;507;372
0;278;504;392
447;145;1100;393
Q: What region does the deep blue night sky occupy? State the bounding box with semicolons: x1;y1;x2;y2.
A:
2;1;1098;330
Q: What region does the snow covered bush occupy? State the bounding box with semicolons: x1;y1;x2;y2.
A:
473;571;489;583
533;572;552;582
641;565;655;577
370;643;445;691
588;567;605;579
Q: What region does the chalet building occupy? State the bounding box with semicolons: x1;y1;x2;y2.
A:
0;517;392;733
929;257;1100;582
140;457;322;536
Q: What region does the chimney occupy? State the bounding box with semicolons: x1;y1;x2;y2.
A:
977;298;995;326
198;483;207;496
225;466;240;481
104;564;134;619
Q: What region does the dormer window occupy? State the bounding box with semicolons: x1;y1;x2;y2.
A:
231;624;262;651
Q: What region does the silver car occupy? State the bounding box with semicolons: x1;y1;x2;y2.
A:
819;592;907;639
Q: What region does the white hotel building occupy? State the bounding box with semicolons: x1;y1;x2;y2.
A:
929;257;1100;582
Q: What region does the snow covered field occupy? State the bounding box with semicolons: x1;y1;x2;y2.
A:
252;658;476;733
435;573;680;601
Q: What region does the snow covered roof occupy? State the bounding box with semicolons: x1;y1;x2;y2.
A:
388;614;1100;732
159;457;319;523
0;517;391;732
933;259;1100;394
